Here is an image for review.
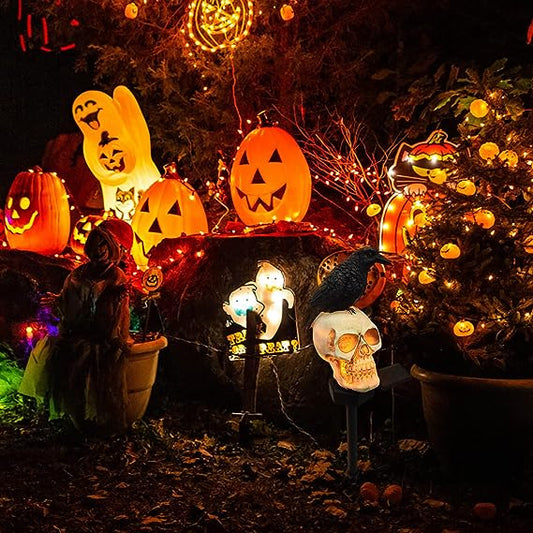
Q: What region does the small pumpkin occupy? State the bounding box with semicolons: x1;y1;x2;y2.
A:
124;2;138;19
4;167;71;255
456;180;476;196
469;99;489;118
131;164;208;267
440;243;461;259
230;112;312;226
70;214;106;255
453;319;475;337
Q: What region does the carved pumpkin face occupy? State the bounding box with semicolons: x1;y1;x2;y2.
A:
4;167;70;255
70;214;105;255
230;125;312;225
131;172;208;267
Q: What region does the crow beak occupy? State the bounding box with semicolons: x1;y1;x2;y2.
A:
375;251;393;265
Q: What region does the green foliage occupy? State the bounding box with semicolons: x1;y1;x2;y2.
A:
0;346;23;409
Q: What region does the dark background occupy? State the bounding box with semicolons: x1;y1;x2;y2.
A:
0;0;531;200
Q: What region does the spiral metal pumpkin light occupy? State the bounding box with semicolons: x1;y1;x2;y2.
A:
187;0;254;52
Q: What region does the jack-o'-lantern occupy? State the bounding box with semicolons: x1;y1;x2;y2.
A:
440;243;461;259
469;99;489;118
453;319;475;337
230;112;312;226
125;2;138;19
479;142;499;160
280;4;295;21
4;167;70;255
464;208;495;229
418;270;436;284
456;180;476;196
131;164;208;267
70;214;106;255
499;150;518;167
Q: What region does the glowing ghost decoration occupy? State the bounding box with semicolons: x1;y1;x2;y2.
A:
312;308;381;392
223;282;264;329
72;86;160;221
223;261;298;360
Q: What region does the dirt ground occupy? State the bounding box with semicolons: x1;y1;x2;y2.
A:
2;396;533;533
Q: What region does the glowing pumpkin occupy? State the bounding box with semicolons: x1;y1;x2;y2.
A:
464;208;495;229
440;243;461;259
418;270;436;284
125;2;138;19
456;180;476;196
70;214;106;255
453;319;475;337
479;142;499;160
469;99;489;118
230;113;312;226
4;167;70;255
366;203;381;217
131;164;208;267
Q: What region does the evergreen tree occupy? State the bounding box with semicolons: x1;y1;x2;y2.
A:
381;61;533;378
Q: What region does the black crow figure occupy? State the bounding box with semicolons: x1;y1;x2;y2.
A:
310;247;391;312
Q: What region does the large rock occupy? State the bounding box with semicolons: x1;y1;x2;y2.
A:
149;231;348;433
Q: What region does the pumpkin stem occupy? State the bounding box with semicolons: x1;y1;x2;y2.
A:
31;166;43;173
257;110;274;128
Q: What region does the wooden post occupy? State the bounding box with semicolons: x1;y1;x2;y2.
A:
242;309;260;413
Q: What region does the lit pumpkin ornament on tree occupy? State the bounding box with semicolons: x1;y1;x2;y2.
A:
453;319;475;337
124;3;138;19
130;164;208;267
229;112;312;226
479;142;500;161
456;179;476;196
440;243;461;259
464;208;495;229
4;167;70;255
469;99;489;118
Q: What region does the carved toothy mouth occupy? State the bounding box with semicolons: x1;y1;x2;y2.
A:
5;211;39;234
80;108;102;130
236;184;286;212
103;157;126;173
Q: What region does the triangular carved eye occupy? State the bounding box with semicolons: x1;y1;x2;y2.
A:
140;199;150;212
168;201;181;216
269;149;282;163
239;151;249;165
251;169;265;184
134;232;143;243
148;219;162;233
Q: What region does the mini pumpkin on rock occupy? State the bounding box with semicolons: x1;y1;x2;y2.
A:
131;164;208;267
4;166;70;255
230;112;312;226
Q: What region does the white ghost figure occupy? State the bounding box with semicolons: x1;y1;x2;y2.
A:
254;261;294;340
223;282;264;329
72;86;160;221
312;307;381;392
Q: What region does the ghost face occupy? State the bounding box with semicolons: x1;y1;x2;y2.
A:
223;283;264;328
312;308;381;392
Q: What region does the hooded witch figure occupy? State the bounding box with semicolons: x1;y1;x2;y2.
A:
19;226;131;433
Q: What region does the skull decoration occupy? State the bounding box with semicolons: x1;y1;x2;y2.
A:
312;308;381;392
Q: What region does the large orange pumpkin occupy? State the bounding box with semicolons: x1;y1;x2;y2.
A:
4;167;71;255
131;165;208;267
229;114;312;226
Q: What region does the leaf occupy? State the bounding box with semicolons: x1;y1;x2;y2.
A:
398;439;430;454
371;69;396;80
141;516;166;525
325;505;348;519
277;440;296;451
311;449;335;460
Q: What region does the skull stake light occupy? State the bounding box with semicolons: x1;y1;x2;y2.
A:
312;307;381;392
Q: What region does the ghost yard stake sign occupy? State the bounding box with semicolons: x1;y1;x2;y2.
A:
223;261;299;361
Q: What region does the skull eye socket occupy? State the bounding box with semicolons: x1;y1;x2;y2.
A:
7;197;13;209
364;328;380;346
20;197;31;210
337;333;358;353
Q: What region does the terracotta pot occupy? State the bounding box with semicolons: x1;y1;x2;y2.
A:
126;335;168;425
411;364;533;479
